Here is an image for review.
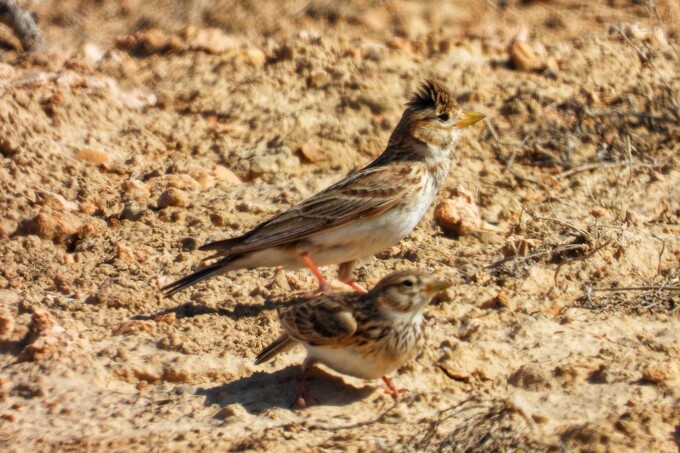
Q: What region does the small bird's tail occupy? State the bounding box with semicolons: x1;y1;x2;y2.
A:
254;335;295;365
162;256;237;298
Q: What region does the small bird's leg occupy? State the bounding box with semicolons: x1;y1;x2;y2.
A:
338;261;368;294
291;361;318;408
382;376;408;400
299;252;331;297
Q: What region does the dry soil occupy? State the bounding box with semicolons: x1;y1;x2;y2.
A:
1;1;679;452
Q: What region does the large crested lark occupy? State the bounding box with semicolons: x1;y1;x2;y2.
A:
163;80;484;297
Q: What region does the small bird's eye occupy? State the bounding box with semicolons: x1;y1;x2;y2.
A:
437;113;450;122
402;279;414;287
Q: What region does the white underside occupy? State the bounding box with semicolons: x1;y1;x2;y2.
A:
303;343;414;380
231;172;439;271
300;311;423;380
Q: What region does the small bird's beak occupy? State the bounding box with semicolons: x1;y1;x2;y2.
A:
427;279;453;293
455;112;486;128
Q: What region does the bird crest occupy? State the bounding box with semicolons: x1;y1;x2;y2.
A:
407;80;457;113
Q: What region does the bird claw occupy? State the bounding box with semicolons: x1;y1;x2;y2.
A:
302;281;332;299
341;279;368;294
384;387;409;400
382;376;408;400
290;385;319;408
290;392;319;409
290;396;306;409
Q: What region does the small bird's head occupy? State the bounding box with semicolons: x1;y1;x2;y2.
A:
370;270;452;316
400;80;485;153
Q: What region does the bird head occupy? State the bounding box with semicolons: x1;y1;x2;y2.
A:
370;270;452;316
401;79;485;152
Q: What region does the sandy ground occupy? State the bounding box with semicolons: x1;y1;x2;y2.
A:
1;0;679;451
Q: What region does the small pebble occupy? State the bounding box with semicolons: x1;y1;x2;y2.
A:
165;174;201;191
155;312;176;325
0;307;15;337
26;212;83;242
216;404;249;420
235;48;266;68
187;170;215;189
434;185;482;236
36;190;79;212
157;188;189;209
116;244;135;261
214;165;242;184
74;149;110;165
121;180;150;202
181;26;238;55
642;362;678;384
590;207;608;218
509;40;539;72
299;139;325;163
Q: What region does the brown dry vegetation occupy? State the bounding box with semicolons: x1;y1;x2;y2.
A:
1;1;679;451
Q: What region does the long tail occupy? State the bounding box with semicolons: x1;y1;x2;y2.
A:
254;335;296;365
162;256;238;298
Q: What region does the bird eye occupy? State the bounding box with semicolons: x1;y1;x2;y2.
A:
402;279;414;287
437;113;450;122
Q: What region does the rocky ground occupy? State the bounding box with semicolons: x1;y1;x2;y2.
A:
1;0;679;451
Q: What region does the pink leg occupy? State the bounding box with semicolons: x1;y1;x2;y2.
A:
382;376;408;400
291;363;318;408
338;261;368;294
340;278;368;294
299;252;332;298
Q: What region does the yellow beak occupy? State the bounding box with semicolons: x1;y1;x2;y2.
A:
455;111;486;128
427;279;453;293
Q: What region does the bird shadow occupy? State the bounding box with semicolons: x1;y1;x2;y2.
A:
132;294;291;322
195;365;376;415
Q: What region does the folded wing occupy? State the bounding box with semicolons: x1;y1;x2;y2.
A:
201;163;421;258
280;295;358;346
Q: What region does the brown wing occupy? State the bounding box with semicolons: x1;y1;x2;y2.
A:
279;295;358;346
201;163;423;258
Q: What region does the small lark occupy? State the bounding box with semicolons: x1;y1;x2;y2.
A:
163;80;483;297
255;270;451;407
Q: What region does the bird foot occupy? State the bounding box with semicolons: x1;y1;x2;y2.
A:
384;387;409;399
340;278;368;294
290;392;319;409
382;376;408;400
302;281;332;299
290;383;318;408
299;253;334;298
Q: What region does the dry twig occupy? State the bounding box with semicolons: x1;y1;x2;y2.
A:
590;285;679;293
485;118;547;188
486;209;613;289
407;397;539;452
614;25;680;116
648;0;680;60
